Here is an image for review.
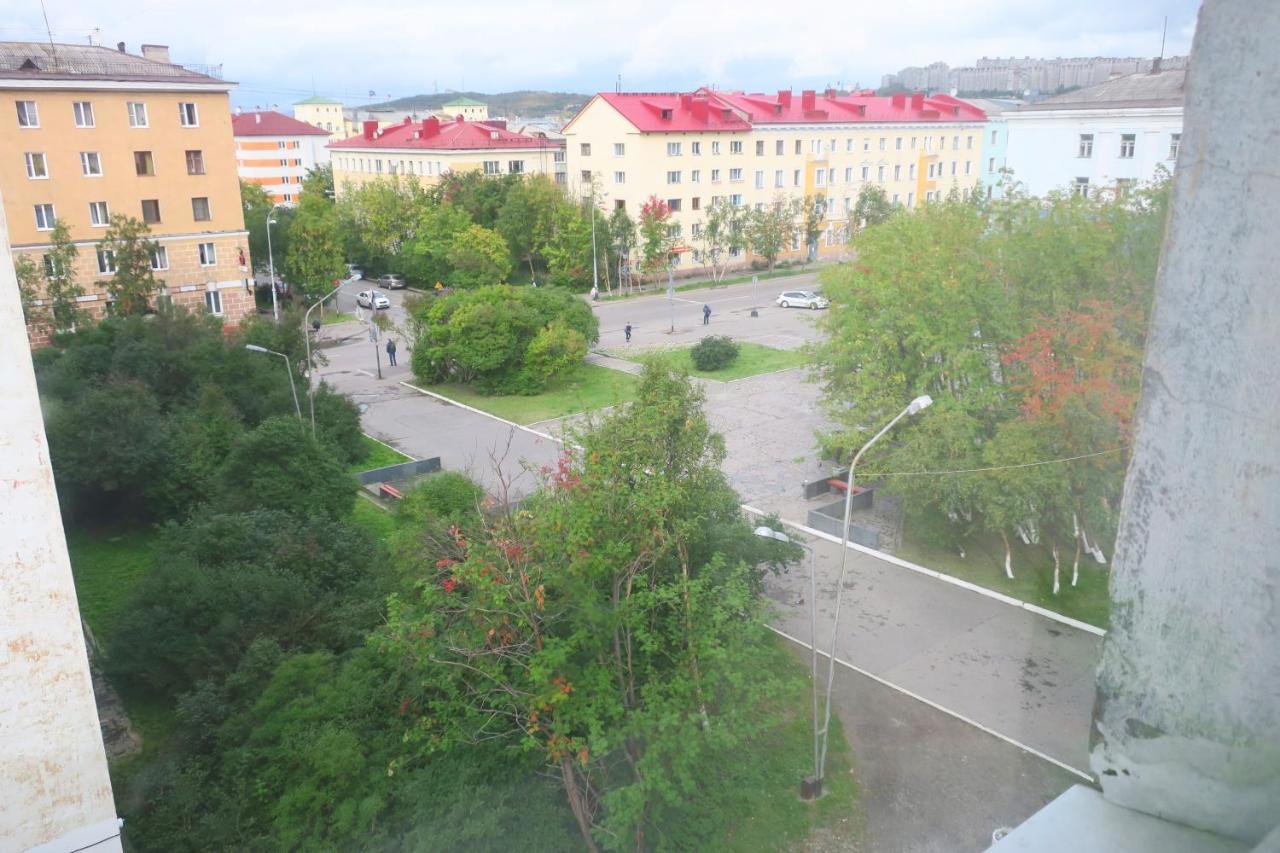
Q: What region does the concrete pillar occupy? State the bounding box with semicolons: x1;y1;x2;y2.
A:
0;191;123;849
1090;1;1280;844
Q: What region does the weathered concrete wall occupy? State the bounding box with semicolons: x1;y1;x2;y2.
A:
0;192;123;849
1090;1;1280;843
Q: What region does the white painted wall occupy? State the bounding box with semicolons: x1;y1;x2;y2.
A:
1003;107;1182;197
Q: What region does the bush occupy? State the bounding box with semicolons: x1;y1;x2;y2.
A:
213;416;355;519
689;335;740;371
397;472;485;524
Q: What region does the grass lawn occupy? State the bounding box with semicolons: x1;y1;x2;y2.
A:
318;309;356;326
425;362;639;425
611;341;807;382
895;520;1111;629
66;527;160;646
354;433;413;473
352;495;398;545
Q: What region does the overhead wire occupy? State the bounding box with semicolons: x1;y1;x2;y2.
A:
867;447;1127;478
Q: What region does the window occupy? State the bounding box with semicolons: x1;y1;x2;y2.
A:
691;222;702;238
279;158;289;168
926;191;934;202
909;163;916;179
81;151;102;176
846;138;854;152
906;191;914;207
928;163;935;178
483;160;500;174
73;101;94;127
24;152;48;179
863;138;871;151
581;169;592;182
951;161;957;176
844;167;852;182
940;137;947;150
754;170;764;188
186;149;205;174
1115;177;1134;197
1119;134;1136;158
729;193;742;206
954;136;960;149
691;141;701;155
730;140;743;154
1169;133;1181;160
965;161;972;175
667;170;682;184
877;165;885;182
989;157;995;173
861;166;869;180
198;242;216;266
690;169;700;182
711;169;721;182
815;169;826;187
205;289;223;315
924;136;932;150
614;170;625;183
44;254;65;278
879;137;886;151
192;197;211;221
88;201;109;226
776;140;785;155
895;137;903;150
893;164;901;180
668;198;682;212
729;168;742;182
151;246;168;270
508;160;524;174
794;139;802;155
1073;177;1090;198
134;150;155;176
178;102;199;126
711;141;721;155
1078;134;1094;158
775;169;784;188
127;101;148;127
97;248;116;273
794;169;801;186
375;159;383;174
141;199;161;224
17;100;40;127
691;197;700;211
554;151;565;163
811;139;822;155
667;142;681;156
34;203;55;230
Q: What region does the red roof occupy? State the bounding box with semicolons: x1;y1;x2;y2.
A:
568;88;986;134
329;115;564;151
231;110;329;137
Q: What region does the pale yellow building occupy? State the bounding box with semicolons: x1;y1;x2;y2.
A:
330;115;565;197
438;96;488;122
292;95;354;142
1;41;254;346
563;88;988;269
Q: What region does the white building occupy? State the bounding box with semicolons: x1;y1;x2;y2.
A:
231;110;331;205
1003;68;1184;199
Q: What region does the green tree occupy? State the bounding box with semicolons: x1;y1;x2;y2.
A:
13;253;43;327
637;194;673;278
799;194;826;261
697;200;747;281
99;214;162;315
213;416;355;519
400;200;472;285
746;196;795;271
608;206;637;292
302;162;335;200
283;191;347;299
445;223;512;288
496;174;566;279
852;184;896;228
42;219;85;330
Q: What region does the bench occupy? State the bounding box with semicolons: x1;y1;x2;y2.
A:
826;479;869;497
379;483;404;501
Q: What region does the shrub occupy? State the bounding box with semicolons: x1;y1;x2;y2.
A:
397;471;485;523
689;335;740;371
212;416;355;519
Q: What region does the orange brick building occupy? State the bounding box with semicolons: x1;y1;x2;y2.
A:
232;110;329;205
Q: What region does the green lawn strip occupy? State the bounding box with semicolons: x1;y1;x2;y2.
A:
351;495;398;545
66;527;160;647
354;433;414;473
318;310;357;326
708;636;862;852
425;363;639;425
895;521;1110;629
605;341;807;382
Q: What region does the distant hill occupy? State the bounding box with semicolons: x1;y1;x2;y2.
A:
366;90;591;119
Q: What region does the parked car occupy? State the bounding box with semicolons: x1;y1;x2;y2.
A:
356;290;391;310
345;263;363;280
378;273;406;289
776;290;829;309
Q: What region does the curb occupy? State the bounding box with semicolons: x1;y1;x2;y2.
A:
742;505;1107;637
360;431;417;462
767;625;1095;783
398;381;561;442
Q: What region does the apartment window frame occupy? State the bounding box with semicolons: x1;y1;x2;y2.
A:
667;142;682;156
508;160;524;174
185;149;205;175
729;140;743;154
691;142;701;155
127;101;148;127
667;170;682;184
198;242;217;267
728;167;742;182
614;170;625;184
88;200;110;227
613;142;625;156
34;203;56;231
1119;133;1137;159
97;248;116;274
877;165;885;182
690;169;700;183
483;160;501;175
711;141;721;155
151;245;169;271
756;140;765;156
667;198;682;212
73;100;95;128
16;100;39;127
141;199;161;225
1078;133;1094;158
205;288;223;316
192;196;212;222
754;169;764;189
134;150;156;176
775;169;784;188
178;102;199;127
711;168;721;182
24;151;48;180
80;151;103;177
844;167;852;182
1169;133;1181;160
1073;177;1090;198
861;166;869;180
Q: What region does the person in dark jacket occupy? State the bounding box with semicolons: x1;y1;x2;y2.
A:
702;304;712;325
385;338;398;366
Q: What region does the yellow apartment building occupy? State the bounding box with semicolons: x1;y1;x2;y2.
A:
292;95;353;142
438;96;488;122
563;88;987;270
232;110;330;205
1;41;253;346
329;115;565;197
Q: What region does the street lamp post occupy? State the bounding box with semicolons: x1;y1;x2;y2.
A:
302;281;343;438
265;203;284;322
245;344;303;424
754;525;820;799
816;394;933;786
588;189;608;296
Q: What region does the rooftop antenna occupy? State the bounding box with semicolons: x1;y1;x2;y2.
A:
1159;15;1168;60
616;74;621;93
39;0;59;68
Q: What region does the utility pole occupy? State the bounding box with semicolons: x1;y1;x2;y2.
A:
667;262;675;334
369;321;382;380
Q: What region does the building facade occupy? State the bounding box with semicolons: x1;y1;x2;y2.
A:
1;41;254;347
1002;69;1184;198
563;87;987;268
330;115;565;197
292;94;352;141
440;96;488;121
965;99;1016;198
232;110;330;205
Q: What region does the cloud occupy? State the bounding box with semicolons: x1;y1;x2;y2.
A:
0;0;1200;104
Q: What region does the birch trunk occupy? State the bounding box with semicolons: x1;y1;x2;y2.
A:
1052;543;1061;595
1072;536;1081;587
1000;530;1014;579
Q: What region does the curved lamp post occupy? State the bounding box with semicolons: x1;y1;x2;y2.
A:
245;344;302;424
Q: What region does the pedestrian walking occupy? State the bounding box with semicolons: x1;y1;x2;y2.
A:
590;285;599;301
624;323;633;343
385;338;398;366
702;303;712;325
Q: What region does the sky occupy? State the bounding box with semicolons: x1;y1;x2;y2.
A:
0;0;1201;109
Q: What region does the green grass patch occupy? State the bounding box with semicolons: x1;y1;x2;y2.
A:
318;309;357;326
66;527;160;646
896;520;1111;629
425;363;639;425
354;433;413;473
609;341;807;382
352;495;398;545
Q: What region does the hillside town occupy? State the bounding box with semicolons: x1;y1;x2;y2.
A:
3;4;1278;853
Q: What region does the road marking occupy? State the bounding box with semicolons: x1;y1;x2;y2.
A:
767;625;1096;783
741;505;1107;637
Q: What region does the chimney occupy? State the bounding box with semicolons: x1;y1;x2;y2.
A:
117;41;126;53
801;89;816;111
254;112;261;124
680;93;693;110
421;116;440;136
362;120;378;140
891;92;906;108
140;44;170;64
777;89;792;108
910;92;924;109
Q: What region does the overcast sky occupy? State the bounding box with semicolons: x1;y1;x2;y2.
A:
1;0;1200;108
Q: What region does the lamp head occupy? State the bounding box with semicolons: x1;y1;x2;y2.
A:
244;344;269;353
753;525;791;543
907;394;933;415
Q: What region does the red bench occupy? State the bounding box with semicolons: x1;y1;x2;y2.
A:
379;483;404;501
826;479;867;496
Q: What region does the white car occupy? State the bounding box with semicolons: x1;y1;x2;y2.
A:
357;290;391;310
776;290;829;309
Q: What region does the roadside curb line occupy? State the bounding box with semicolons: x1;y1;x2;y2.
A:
360;431;418;462
398;381;561;443
767;625;1095;783
741;504;1107;637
